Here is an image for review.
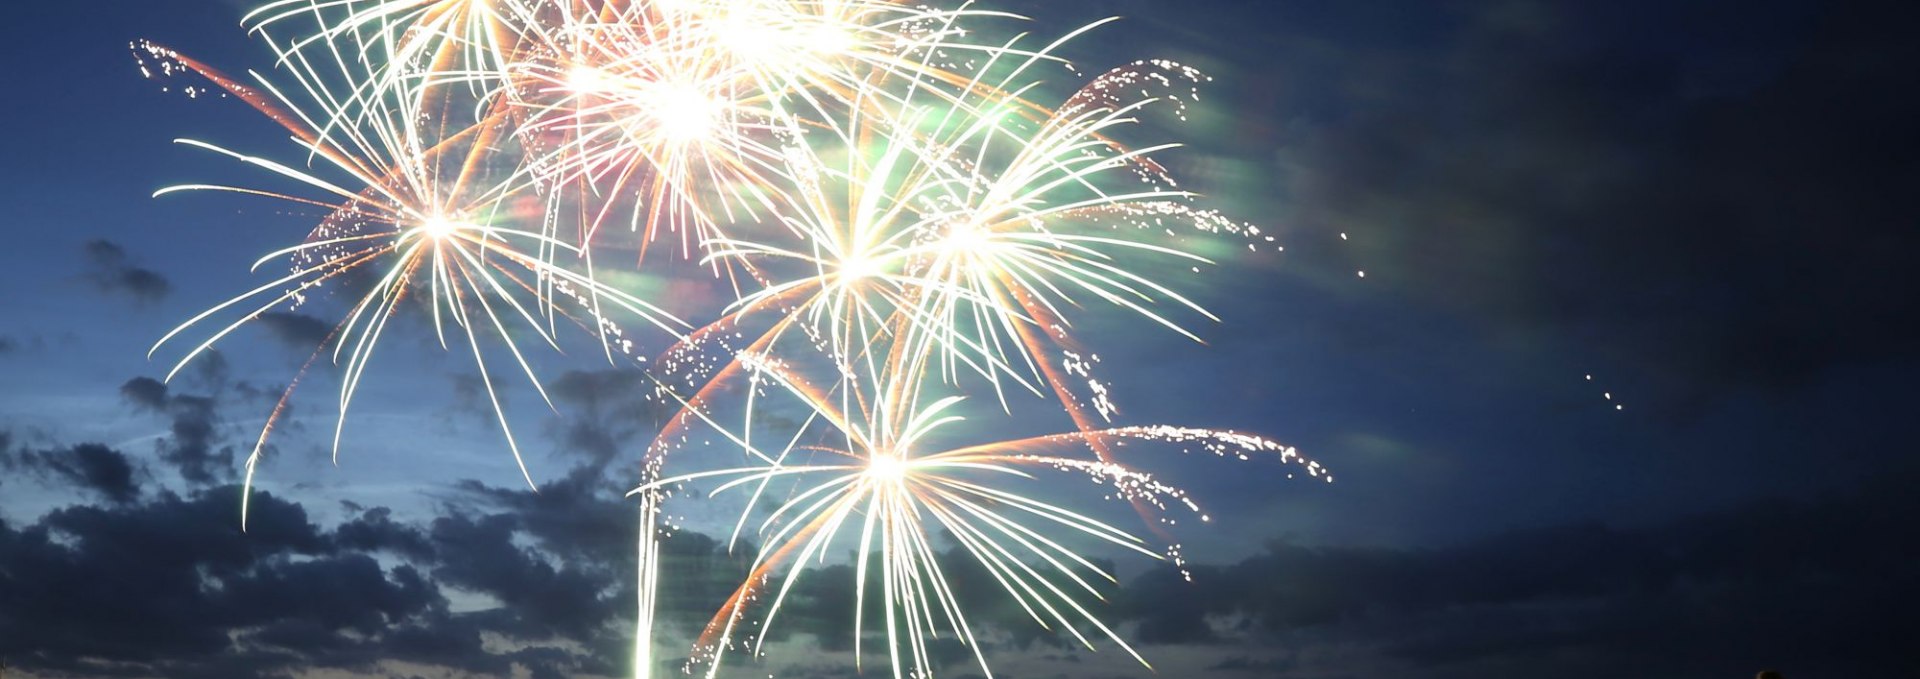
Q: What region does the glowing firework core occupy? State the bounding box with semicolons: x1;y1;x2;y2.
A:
713;17;779;61
942;223;991;255
865;452;907;484
805;25;853;56
568;65;614;94
838;252;883;282
649;83;718;143
418;216;460;240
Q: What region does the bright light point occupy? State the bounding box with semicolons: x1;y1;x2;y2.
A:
943;224;991;254
419;216;459;240
714;15;780;61
651;83;717;143
568;65;612;93
866;453;906;483
1357;270;1366;278
806;26;853;55
839;253;882;282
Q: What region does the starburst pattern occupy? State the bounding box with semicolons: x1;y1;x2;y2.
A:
137;2;1330;678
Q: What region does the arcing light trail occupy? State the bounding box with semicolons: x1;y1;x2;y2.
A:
137;1;1331;677
635;361;1325;679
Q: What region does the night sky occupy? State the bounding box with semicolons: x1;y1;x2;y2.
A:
3;1;1918;678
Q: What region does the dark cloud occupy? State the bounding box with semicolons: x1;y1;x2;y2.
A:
439;367;671;480
446;369;516;427
1045;0;1920;412
3;404;692;679
333;506;436;562
2;442;142;503
120;376;237;485
427;512;614;638
454;465;633;565
443;473;698;675
183;349;234;393
1115;471;1920;678
1208;655;1298;674
120;375;170;411
0;475;639;679
11;331;74;355
0;487;367;676
82;239;171;303
14;434;1905;679
447;471;761;675
543;368;668;468
254;311;332;350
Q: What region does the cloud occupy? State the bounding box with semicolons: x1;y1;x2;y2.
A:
0;487;375;676
0;474;631;679
253;312;332;350
541;368;669;469
454;465;633;566
1105;0;1920;412
120;376;170;411
2;442;142;504
427;511;613;639
82;239;171;303
444;468;759;674
120;376;236;486
1113;471;1920;678
10;422;1909;679
0;331;66;357
333;506;436;562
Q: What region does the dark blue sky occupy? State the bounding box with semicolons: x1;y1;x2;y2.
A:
3;1;1917;678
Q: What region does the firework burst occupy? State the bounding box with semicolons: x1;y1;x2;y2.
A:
137;38;682;524
636;356;1325;679
138;2;1329;678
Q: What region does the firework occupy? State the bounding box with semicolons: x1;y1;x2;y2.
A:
642;43;1256;476
242;0;541;119
137;38;682;524
139;2;1327;678
635;355;1326;679
498;0;1055;271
